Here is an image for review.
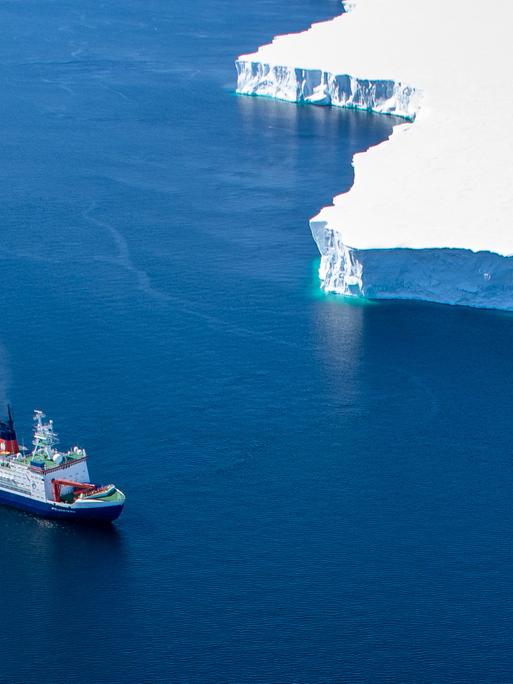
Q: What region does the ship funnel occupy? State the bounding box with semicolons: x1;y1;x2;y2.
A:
0;405;19;454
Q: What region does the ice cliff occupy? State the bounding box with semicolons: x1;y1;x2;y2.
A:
236;0;513;310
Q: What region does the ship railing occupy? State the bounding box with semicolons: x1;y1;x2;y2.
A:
29;455;87;474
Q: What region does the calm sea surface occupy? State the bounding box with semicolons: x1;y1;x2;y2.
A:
1;1;513;682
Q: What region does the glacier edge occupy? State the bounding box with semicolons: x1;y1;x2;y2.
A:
235;61;420;120
235;0;513;311
310;218;513;311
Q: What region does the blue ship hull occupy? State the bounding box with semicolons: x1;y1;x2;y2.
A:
0;488;124;522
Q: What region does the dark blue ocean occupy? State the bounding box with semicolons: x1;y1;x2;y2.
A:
2;1;513;682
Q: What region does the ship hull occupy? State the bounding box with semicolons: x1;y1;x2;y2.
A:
0;487;124;522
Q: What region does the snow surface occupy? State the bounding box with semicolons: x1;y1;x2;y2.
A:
236;0;513;308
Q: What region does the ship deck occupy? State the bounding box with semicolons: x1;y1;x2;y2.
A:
20;450;86;470
60;489;124;505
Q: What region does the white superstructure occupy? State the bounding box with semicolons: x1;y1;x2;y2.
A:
0;411;90;503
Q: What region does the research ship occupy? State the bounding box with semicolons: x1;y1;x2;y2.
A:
0;408;125;522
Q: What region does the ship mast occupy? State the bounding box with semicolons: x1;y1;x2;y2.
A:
32;410;59;460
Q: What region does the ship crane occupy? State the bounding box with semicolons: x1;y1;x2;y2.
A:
52;478;95;503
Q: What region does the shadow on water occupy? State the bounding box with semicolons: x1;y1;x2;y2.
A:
0;504;126;588
0;507;129;681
